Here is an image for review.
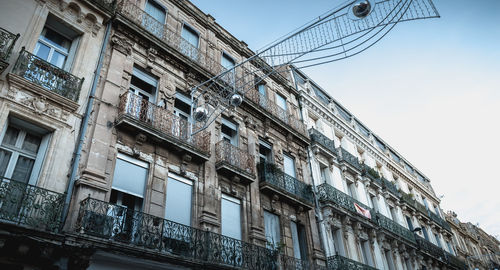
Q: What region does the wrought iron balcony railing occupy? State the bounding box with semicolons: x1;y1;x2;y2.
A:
244;88;308;137
281;255;311;270
258;163;313;205
326;255;377;270
375;213;415;244
361;164;383;186
337;147;362;172
428;210;451;232
12;48;84;102
309;128;336;154
215;140;256;178
445;251;467;270
0;178;64;232
117;1;222;76
381;177;400;197
416;236;446;261
86;0;116;12
118;92;210;155
0;27;19;61
317;183;373;220
75;197;277;269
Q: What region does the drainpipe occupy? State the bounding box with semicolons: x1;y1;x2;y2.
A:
61;20;113;228
293;67;332;261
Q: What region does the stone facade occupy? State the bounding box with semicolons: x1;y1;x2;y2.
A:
0;0;489;270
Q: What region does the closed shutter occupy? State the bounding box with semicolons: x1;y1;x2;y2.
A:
112;154;148;198
165;175;192;226
221;194;241;240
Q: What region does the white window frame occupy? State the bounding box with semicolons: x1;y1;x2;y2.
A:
220;117;238;146
181;23;200;48
0;118;51;186
275;92;287;112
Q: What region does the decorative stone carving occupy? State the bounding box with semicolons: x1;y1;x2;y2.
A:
111;34;133;55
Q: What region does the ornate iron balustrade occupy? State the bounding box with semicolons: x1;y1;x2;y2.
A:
416;236;445;261
76;197;277;269
381;177;400;197
117;1;222;75
12;48;83;102
445;251;467;270
309;128;336;154
258;163;313;205
215;140;256;177
337;147;362;172
427;210;451;232
244;88;308;137
118;92;210;155
0;178;64;232
281;255;311;270
0;27;19;61
326;255;378;270
317;183;373;220
361;164;383;186
375;213;415;244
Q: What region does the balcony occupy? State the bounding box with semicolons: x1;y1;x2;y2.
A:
445;252;467;270
117;1;222;76
116;92;210;160
381;177;400;197
0;27;19;73
375;213;415;244
244;88;308;139
326;255;377;270
12;48;83;102
75;197;277;269
428;210;452;232
317;183;373;221
309;128;336;158
85;0;116;12
215;140;256;183
361;164;383;187
337;147;362;173
0;178;64;232
416;236;446;262
258;163;314;209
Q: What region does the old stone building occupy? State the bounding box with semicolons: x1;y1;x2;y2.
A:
0;0;489;270
446;212;500;270
291;68;468;270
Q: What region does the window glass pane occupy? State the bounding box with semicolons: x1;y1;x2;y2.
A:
34;42;50;61
181;25;199;48
337;105;351;122
290;221;302;260
276;94;287;111
43;28;70;51
221;195;241;240
257;84;266;96
49;50;66;68
312;84;330;104
145;0;166;23
2;127;20;146
11;156;35;183
22;133;41;154
283;154;295;178
221;53;235;70
165;177;192;226
112;157;148;198
0;149;12;177
264;210;280;248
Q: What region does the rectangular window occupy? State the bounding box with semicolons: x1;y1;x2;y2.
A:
312;84;330;105
290;221;307;260
34;15;79;70
165;174;192;226
259;139;272;164
357;121;370;138
433;205;441;217
434;233;442;248
172;90;192;140
417;173;426;183
181;24;199;60
283;153;296;178
360;240;374;267
275;93;287;112
256;83;268;108
390;150;400;163
422;197;429;210
0;118;50;185
332;228;345;256
111;154;148;204
221;194;241;240
221;117;238;146
446;241;455;255
389;206;398;223
374;137;386;152
421;226;429;241
370;195;379;212
127;67;158;122
347;182;357;199
384;250;396;270
221;52;235;70
320;164;331;184
143;0;166;38
406;215;414;231
264;210;280;249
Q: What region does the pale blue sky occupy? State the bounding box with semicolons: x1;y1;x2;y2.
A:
190;0;500;238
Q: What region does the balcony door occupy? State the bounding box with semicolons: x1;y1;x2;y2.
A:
173;91;192;139
143;0;166;38
221;194;242;240
180;24;199;60
290;221;307;261
128;67;157;122
165;174;192;226
283;153;296;194
264;210;280;249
